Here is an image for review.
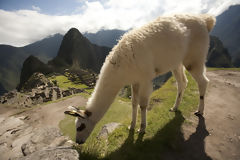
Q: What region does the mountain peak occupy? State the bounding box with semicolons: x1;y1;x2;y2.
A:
48;28;111;73
66;28;84;39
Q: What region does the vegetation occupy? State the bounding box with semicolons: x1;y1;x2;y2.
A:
207;67;240;71
59;71;199;160
48;74;93;95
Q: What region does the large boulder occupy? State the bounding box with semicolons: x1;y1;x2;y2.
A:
0;116;78;160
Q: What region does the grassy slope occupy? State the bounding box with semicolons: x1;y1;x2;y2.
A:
59;71;199;160
48;75;93;96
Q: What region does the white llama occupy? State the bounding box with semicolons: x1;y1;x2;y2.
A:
64;14;216;144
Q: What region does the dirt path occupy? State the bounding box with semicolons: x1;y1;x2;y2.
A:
178;70;240;160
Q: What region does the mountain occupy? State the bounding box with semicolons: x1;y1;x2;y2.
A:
17;55;53;90
0;45;29;91
18;28;111;90
233;53;240;67
0;34;62;91
84;29;126;48
207;36;233;67
211;5;240;60
23;34;63;63
0;82;7;96
49;28;111;73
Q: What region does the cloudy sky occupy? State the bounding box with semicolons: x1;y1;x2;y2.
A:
0;0;239;47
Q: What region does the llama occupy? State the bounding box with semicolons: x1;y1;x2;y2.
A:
64;14;216;144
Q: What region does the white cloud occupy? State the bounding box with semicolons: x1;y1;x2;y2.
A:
0;0;239;47
32;5;41;12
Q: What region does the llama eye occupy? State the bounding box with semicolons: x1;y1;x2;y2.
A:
77;123;86;132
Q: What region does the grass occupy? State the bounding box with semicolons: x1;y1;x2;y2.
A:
59;71;200;160
207;67;240;71
48;75;93;95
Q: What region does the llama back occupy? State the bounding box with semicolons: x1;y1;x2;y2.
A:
106;16;191;78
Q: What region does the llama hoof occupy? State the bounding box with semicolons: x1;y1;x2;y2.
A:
194;111;203;116
169;107;177;112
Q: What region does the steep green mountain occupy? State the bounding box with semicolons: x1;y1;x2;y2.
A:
207;36;233;67
0;34;62;91
84;29;126;48
211;5;240;59
49;28;111;73
17;55;53;90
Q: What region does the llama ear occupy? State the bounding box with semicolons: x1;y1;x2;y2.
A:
67;106;80;112
64;110;86;119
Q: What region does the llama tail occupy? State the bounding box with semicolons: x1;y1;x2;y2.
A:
201;14;216;32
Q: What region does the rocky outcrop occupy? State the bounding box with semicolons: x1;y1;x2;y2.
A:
0;116;78;160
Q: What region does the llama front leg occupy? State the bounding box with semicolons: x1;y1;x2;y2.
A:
130;84;139;130
138;81;152;133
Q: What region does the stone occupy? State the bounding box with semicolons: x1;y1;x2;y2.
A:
18;147;79;160
0;142;9;159
97;122;121;139
49;136;68;148
0;116;24;136
62;89;72;97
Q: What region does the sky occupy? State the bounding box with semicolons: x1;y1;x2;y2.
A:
0;0;239;47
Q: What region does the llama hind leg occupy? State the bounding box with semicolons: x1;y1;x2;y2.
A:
130;84;139;130
188;65;209;115
170;65;188;112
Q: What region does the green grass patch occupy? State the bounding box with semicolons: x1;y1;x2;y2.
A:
207;67;240;71
59;71;199;160
48;75;93;95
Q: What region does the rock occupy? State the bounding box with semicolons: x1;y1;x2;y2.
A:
18;147;79;160
69;88;84;94
97;122;121;139
31;127;62;144
0;142;9;160
0;115;78;160
53;87;62;99
0;116;24;136
20;127;70;156
18;116;30;120
21;142;36;156
0;117;5;124
62;89;72;97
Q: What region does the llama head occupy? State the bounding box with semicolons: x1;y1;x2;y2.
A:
64;106;94;144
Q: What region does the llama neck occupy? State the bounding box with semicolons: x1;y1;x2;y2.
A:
86;63;123;123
